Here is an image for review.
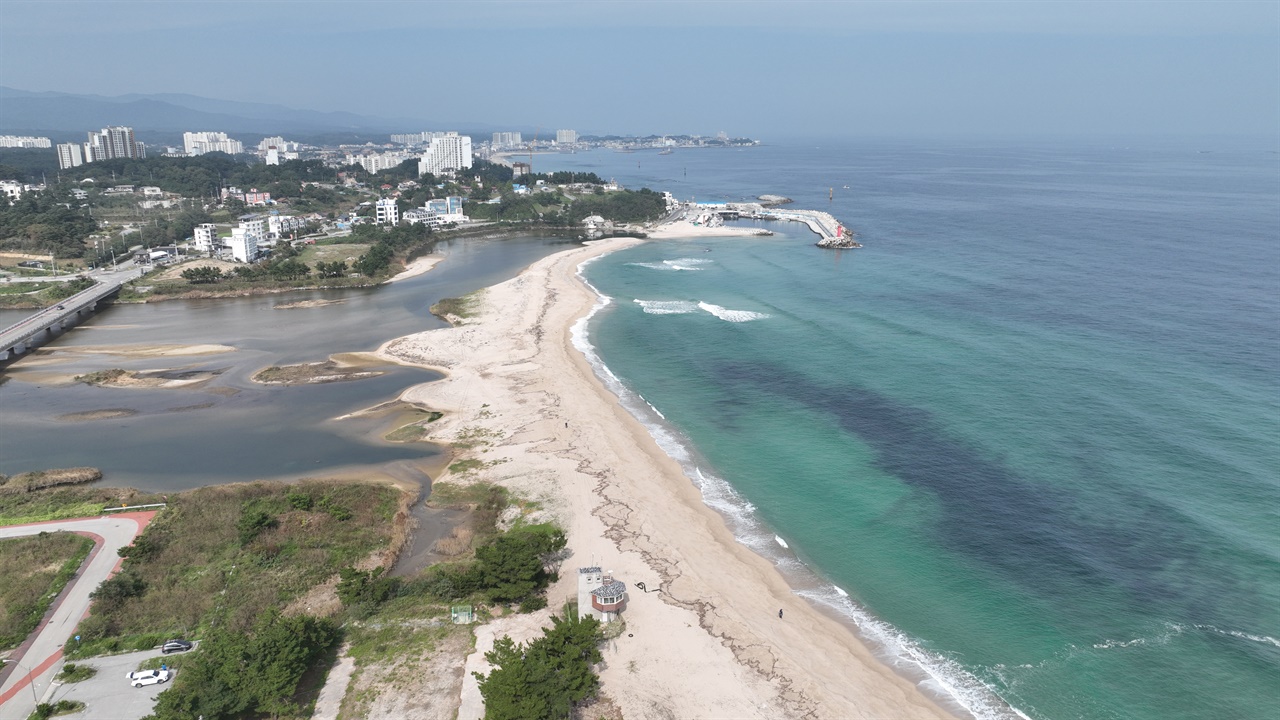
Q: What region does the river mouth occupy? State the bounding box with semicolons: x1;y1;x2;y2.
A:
0;234;579;492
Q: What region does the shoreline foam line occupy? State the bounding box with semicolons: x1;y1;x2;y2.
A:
574;250;1027;720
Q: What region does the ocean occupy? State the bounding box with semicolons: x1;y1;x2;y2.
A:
552;141;1279;719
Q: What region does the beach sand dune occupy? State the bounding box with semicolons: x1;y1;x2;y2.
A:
379;239;955;719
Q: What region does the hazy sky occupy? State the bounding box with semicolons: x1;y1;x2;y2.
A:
2;0;1276;138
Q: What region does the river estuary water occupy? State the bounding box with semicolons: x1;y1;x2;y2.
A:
0;234;579;490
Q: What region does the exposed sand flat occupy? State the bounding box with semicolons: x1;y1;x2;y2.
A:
647;219;774;239
378;239;956;720
387;254;445;283
64;343;236;357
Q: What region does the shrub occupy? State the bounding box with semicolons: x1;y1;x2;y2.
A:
236;506;276;545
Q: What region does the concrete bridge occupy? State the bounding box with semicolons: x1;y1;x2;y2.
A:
0;280;122;362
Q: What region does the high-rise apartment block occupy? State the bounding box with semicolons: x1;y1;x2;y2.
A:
57;143;84;170
391;131;451;146
418;133;472;176
344;151;412;175
492;132;522;148
85;126;145;162
556;129;577;144
184;131;244;156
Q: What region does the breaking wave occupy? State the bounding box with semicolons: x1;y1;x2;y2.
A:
633;299;699;315
697;302;770;322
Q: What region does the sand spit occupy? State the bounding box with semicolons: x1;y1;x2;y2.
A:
387;254;445;283
376;239;955;719
274;298;347;310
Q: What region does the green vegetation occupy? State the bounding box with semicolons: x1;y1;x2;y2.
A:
26;699;86;720
0;485;157;527
475;608;604;720
430;292;480;320
180;265;223;283
448;459;485;474
68;481;401;658
0;192;98;259
0;467;103;493
56;663;97;683
563;188;667;224
0;281;53;294
347;222;436;277
0;277;98;309
0;532;94;650
146;610;338;720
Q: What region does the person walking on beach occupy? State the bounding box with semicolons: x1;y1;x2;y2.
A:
778;608;784;619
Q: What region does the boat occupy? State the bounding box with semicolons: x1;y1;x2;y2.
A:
659;148;673;155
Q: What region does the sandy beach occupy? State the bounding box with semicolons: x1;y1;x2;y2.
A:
377;237;957;719
387;254;445;283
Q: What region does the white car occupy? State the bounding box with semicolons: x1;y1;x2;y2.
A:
126;669;171;687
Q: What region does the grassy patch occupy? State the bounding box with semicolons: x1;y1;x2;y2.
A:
73;368;128;385
0;467;102;493
429;291;481;321
136;653;193;672
56;663;97;683
0;486;160;527
297;243;370;266
0;281;53;295
27;699;85;719
68;480;404;657
0;533;94;650
447;459;484;475
383;414;442;443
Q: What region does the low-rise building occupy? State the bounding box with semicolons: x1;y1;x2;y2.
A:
577;567;626;623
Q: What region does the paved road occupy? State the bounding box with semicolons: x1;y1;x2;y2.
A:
43;647;179;720
0;513;156;720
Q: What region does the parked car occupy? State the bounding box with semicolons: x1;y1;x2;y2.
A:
161;639;193;654
126;669;171;687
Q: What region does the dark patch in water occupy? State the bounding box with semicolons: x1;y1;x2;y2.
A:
716;360;1243;621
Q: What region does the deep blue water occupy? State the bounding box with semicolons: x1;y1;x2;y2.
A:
553;141;1279;719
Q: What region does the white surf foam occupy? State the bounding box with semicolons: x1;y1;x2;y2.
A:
626;257;714;271
574;252;1026;720
697;301;770;322
633;299;699;315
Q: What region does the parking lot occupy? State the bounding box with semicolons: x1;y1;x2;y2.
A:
40;648;175;720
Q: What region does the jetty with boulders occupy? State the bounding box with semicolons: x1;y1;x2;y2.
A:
685;201;862;248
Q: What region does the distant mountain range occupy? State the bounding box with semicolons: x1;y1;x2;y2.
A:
0;87;507;141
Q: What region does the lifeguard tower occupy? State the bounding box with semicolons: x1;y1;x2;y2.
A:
577;566;626;623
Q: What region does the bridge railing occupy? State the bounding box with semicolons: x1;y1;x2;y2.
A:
0;280;117;338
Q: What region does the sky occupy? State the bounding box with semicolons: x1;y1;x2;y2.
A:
1;0;1277;138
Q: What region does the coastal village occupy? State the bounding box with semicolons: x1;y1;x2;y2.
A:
0;124;890;720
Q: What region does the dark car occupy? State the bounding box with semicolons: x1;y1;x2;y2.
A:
161;639;193;654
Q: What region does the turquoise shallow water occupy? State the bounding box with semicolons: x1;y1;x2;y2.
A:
563;142;1279;719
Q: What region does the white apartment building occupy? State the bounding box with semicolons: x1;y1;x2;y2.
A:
345;151;412;175
556;129;577;144
375;198;399;226
265;148;279;166
0;136;52;148
418;133;472;176
391;131;451;146
239;216;267;240
492;131;522;148
57;143;84;170
84;126;145;162
184;131;244;156
193;223;219;254
228;228;258;263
